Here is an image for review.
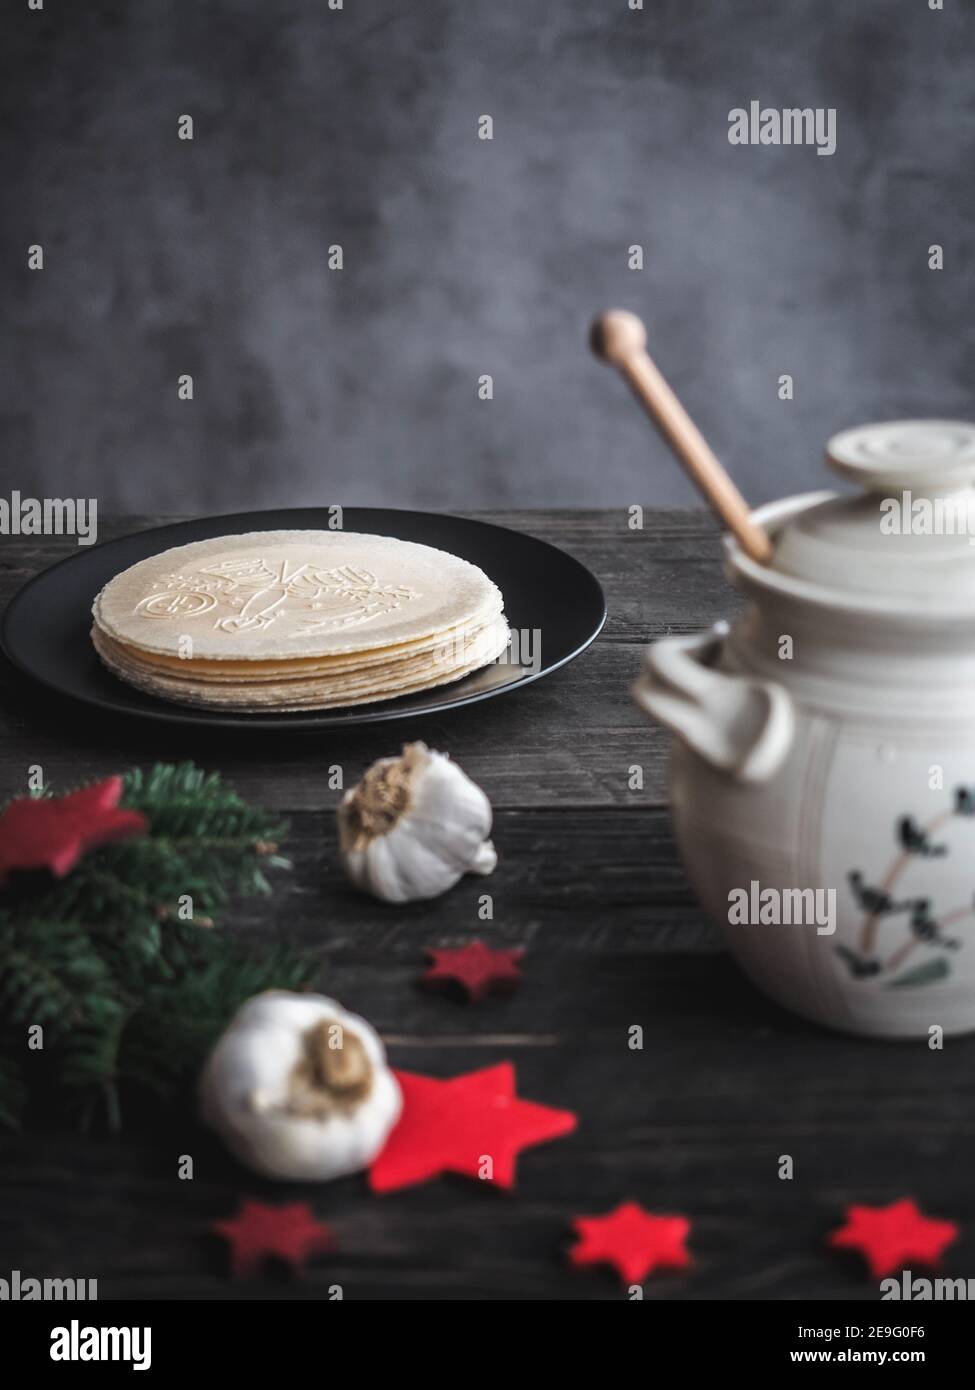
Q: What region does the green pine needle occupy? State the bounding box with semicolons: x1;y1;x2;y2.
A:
0;762;314;1131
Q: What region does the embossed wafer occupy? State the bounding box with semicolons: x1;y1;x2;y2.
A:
90;530;509;712
93;531;503;661
92;617;510;711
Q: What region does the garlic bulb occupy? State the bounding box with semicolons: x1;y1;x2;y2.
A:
199;991;401;1181
337;742;497;903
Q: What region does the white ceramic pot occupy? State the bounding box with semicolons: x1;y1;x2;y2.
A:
634;421;975;1037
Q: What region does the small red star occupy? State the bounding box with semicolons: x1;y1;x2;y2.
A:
422;940;524;1002
569;1202;692;1285
368;1062;576;1193
0;775;146;884
210;1200;334;1278
828;1199;959;1278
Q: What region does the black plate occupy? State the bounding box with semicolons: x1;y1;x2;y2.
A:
0;508;606;729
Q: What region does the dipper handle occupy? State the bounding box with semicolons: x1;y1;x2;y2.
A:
591;310;773;565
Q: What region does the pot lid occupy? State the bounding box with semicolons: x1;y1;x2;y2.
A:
767;420;975;603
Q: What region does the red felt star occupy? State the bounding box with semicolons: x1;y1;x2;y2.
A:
422;940;525;1002
0;775;146;884
210;1200;333;1278
368;1062;576;1193
569;1202;692;1285
828;1199;959;1278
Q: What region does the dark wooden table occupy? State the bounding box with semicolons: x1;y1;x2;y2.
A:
2;511;973;1301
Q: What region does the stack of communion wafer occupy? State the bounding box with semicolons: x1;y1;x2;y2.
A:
91;530;509;712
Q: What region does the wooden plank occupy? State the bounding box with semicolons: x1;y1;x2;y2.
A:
212;807;721;961
2;953;973;1300
0;644;672;810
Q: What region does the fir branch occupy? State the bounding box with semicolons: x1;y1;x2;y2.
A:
121;943;319;1101
0;762;313;1131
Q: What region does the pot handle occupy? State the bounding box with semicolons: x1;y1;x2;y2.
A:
632;621;794;783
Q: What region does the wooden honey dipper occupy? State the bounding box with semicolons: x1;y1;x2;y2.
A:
590;309;774;565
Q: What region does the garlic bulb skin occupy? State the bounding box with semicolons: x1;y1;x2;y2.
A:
337;742;497;904
199;991;401;1182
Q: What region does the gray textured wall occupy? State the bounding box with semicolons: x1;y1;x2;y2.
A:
2;0;973;513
